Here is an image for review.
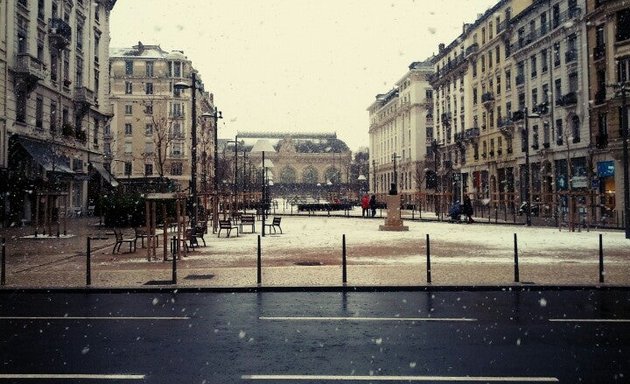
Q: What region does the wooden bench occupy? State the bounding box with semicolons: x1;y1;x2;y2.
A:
112;228;137;254
239;215;256;233
218;219;239;238
192;223;207;246
263;217;283;234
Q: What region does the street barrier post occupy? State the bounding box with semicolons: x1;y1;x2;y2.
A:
426;234;431;283
599;233;604;283
1;237;6;286
86;237;91;286
257;235;262;286
342;234;347;285
172;236;177;284
514;233;520;283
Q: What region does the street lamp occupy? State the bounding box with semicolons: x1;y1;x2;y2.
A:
174;72;208;232
606;82;630;239
516;106;541;227
251;139;276;236
202;107;223;232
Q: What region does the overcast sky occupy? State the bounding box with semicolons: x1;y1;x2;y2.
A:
110;0;498;151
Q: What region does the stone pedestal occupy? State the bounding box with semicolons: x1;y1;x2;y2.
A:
379;194;409;231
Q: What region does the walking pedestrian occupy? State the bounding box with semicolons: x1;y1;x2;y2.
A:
463;195;474;223
360;194;370;217
369;195;377;218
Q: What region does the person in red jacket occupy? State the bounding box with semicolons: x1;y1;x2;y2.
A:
360;194;370;217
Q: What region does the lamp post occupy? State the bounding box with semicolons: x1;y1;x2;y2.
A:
606;82;629;239
207;107;223;232
251;139;276;236
174;72;209;232
518;106;541;227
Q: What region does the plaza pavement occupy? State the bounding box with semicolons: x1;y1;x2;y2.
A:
0;213;629;289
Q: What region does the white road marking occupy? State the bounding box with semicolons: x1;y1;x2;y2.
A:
0;373;144;380
549;318;630;323
0;316;190;320
241;374;559;382
260;316;476;322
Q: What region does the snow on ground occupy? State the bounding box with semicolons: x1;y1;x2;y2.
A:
185;213;629;266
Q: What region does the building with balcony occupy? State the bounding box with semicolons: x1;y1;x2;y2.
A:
506;0;590;218
367;61;434;206
586;0;630;225
1;0;117;226
431;0;533;207
108;43;215;193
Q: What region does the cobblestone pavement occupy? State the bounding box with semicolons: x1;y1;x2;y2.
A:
1;216;628;289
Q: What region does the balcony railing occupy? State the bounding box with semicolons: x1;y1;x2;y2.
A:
481;92;495;104
515;74;525;86
465;43;479;57
464;127;480;140
565;49;577;63
48;18;72;49
74;86;95;105
15;53;47;81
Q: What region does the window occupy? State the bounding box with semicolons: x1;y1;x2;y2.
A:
541;49;548;72
124;161;132;175
530;55;537;78
482;27;486;45
496;75;501;95
169;61;182;77
495;46;500;64
172;142;182;156
125;60;133;75
125;81;132;94
125;104;132;115
75;57;83;87
506;69;511;90
598;113;607;135
144;143;154;153
145;123;153;136
125;123;132;135
571;116;580;143
50;101;58;132
540;12;547;35
171;162;183;176
37;0;45;19
36;96;44;129
146;61;154;77
616;9;630;42
481;56;485;72
518;92;525;110
553;43;560;67
473;88;478;105
552;3;560;29
124;143;132;154
556;119;563;144
568;72;578;93
554;79;562;103
145;82;153;95
145;104;153;114
566;34;577;62
145;164;153;176
532;125;539;149
76;21;84;51
531;88;538;107
488;51;493;69
17;16;28;54
542;83;549;103
618;58;630;83
472;60;477;77
489;22;493;40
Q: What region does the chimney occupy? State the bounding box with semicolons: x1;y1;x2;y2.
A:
438;43;445;53
463;23;472;34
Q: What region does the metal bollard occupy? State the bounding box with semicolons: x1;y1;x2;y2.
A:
426;234;431;284
172;236;177;284
86;237;92;286
1;237;6;286
257;235;262;286
342;234;347;285
599;234;604;283
513;233;520;283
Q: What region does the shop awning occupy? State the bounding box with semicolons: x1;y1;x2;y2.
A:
90;162;120;187
16;137;74;174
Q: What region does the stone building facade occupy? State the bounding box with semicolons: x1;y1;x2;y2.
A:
1;0;116;225
108;43;215;193
367;61;434;205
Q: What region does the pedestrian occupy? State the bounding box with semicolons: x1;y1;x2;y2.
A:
463;195;474;223
369;195;377;218
361;194;370;217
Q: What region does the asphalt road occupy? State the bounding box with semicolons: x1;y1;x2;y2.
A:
0;289;629;383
